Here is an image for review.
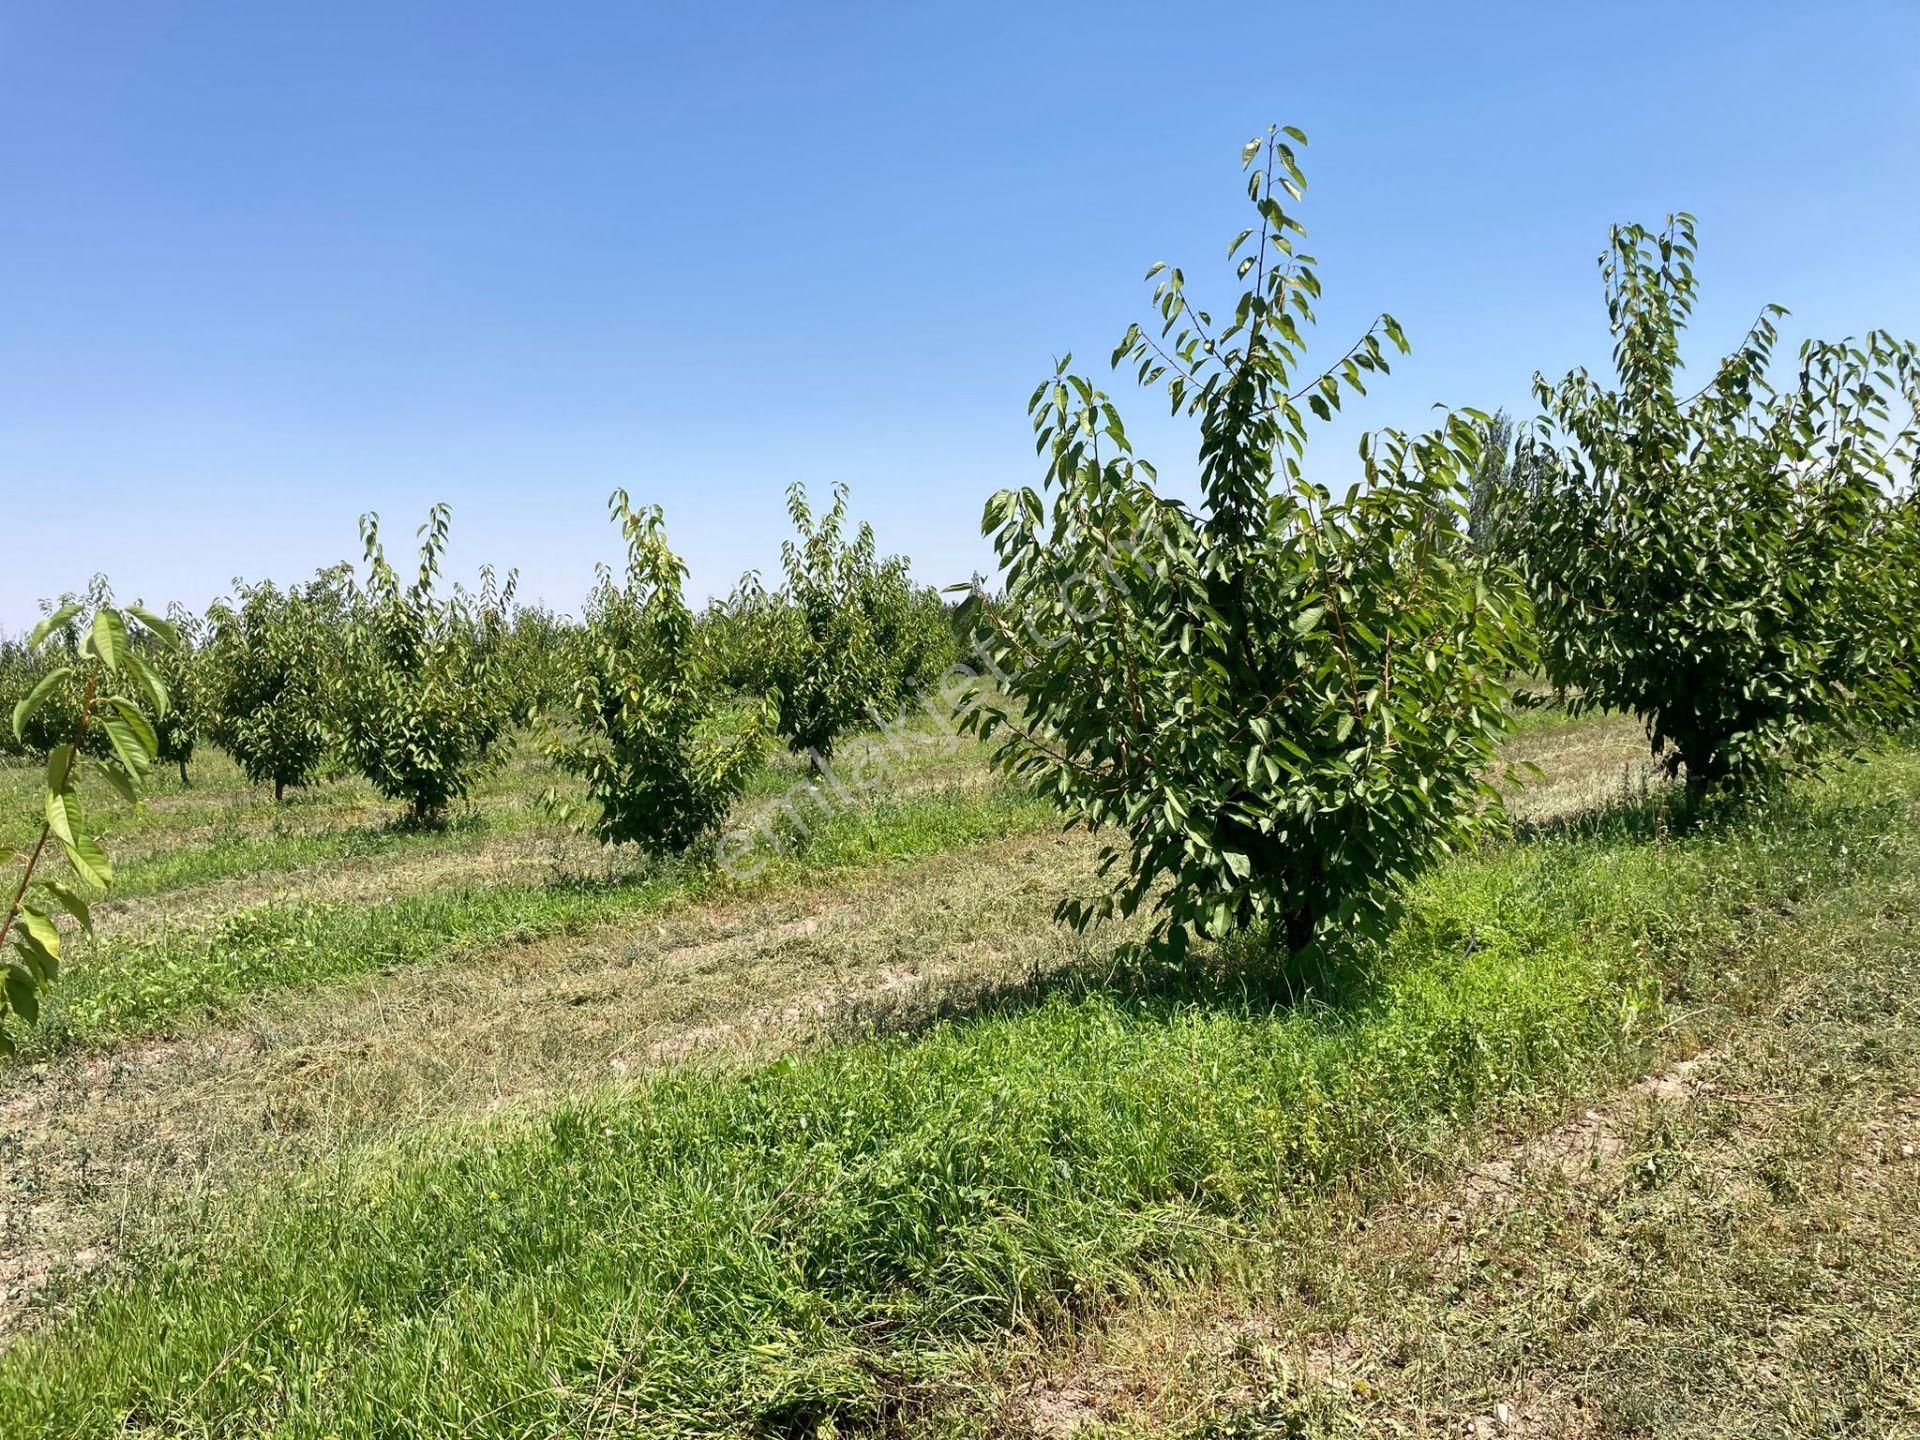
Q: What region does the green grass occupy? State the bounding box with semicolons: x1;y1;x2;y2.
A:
3;750;543;905
6;750;1914;1436
990;806;1920;1439
102;808;508;899
4;725;993;903
27;781;1054;1053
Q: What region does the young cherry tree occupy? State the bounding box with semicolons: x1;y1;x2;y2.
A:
457;563;523;759
962;127;1532;957
2;598;174;1054
337;505;500;826
146;604;207;785
544;492;766;856
739;483;953;761
1510;216;1920;797
205;571;346;802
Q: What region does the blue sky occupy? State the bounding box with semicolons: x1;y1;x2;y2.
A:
3;2;1916;630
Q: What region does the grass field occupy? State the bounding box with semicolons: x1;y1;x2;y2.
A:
4;710;1914;1436
973;882;1920;1439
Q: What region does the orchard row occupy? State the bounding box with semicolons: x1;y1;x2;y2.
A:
3;126;1917;1049
2;483;965;823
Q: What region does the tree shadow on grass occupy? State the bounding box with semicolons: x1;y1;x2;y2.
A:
1506;760;1873;852
819;773;1798;1052
823;919;1394;1054
1508;782;1686;847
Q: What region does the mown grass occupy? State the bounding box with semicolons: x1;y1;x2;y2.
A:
4;750;1913;1436
0;704;1651;1070
989;813;1920;1439
25;781;1053;1054
2;724;988;903
102;808;510;899
3;748;550;908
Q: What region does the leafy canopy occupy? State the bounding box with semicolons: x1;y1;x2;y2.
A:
544;491;765;856
2;597;175;1053
145;603;207;784
735;483;954;760
336;505;504;825
456;563;525;759
205;571;346;802
1510;214;1920;795
1465;410;1558;564
0;579;130;762
963;126;1532;956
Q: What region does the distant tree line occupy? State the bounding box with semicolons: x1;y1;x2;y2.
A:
2;489;963;843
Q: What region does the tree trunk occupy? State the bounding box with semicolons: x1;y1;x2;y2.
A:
1284;902;1317;956
178;757;191;788
274;778;286;803
1682;744;1724;803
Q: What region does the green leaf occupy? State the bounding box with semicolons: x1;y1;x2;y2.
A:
44;743;78;801
124;650;171;718
93;755;141;806
103;717;153;781
11;665;72;744
15;905;59;965
106;698;159;762
37;881;92;933
90;607;130;674
6;964;41;1024
26;603;82;652
126;604;183;650
44;781;82;849
14;924;58;982
59;832;112;890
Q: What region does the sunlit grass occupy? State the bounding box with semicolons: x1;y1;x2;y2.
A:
6;749;1913;1436
28;780;1054;1053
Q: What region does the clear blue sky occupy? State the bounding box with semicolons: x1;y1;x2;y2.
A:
4;2;1917;630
